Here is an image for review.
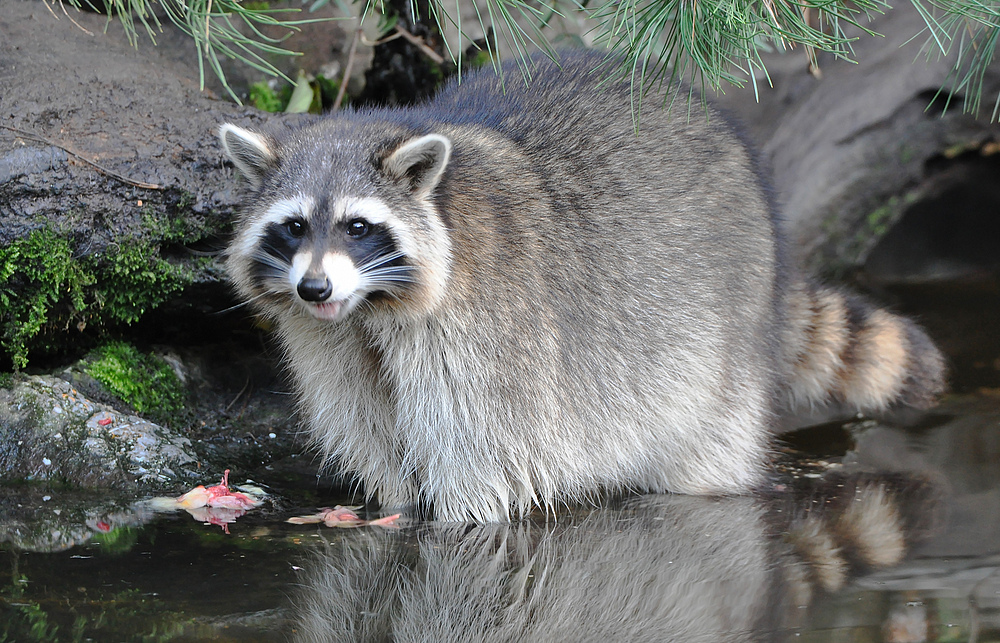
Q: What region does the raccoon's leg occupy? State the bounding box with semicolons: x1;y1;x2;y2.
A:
631;391;773;497
782;281;946;413
315;399;420;511
307;405;419;510
366;457;420;513
415;449;526;523
280;320;421;510
401;411;535;522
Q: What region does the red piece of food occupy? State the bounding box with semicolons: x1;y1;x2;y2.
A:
176;469;262;510
287;506;401;528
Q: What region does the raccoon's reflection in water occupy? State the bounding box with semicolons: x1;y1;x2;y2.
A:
291;474;938;643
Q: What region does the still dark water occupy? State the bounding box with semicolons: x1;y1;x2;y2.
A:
3;390;999;642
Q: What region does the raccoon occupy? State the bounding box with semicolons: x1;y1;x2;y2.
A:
219;51;946;522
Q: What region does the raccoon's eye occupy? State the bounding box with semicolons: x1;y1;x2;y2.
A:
285;219;307;238
346;219;370;239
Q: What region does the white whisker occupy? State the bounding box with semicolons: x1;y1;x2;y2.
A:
252;249;291;274
213;291;270;315
356;249;406;273
366;267;415;281
355;249;414;294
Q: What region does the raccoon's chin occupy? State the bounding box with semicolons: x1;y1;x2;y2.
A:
306;300;345;321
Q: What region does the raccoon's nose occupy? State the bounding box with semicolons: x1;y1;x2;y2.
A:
297;277;333;302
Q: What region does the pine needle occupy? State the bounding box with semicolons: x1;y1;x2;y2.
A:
58;0;339;104
51;0;1000;119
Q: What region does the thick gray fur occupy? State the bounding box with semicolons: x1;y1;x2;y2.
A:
219;51;944;522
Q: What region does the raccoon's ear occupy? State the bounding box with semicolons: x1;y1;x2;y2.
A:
219;124;278;189
382;134;451;198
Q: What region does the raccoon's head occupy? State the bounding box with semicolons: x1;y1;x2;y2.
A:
218;123;453;323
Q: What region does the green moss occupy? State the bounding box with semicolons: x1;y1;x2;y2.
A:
84;342;186;423
859;191;919;246
865;199;896;238
90;526;141;554
0;229;96;369
467;49;493;70
140;201;206;245
0;223;194;369
95;241;188;325
249;81;284;112
316;74;347;110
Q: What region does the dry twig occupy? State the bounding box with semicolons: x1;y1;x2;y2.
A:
392;24;445;65
361;23;445;65
335;28;362;111
0;124;163;190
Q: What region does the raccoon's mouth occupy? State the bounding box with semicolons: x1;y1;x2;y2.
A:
307;300;344;321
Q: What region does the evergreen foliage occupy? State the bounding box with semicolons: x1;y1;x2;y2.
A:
55;0;1000;117
59;0;334;102
418;0;1000;117
917;0;1000;118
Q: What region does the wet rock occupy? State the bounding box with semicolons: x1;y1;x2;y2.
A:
0;485;153;552
0;145;68;184
0;374;200;489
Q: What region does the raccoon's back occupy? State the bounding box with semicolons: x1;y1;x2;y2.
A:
429;54;946;418
423;53;784;362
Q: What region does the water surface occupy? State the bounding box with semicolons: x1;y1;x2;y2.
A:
3;393;999;642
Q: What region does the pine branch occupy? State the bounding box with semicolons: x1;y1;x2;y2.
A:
50;0;1000;118
406;0;999;120
57;0;337;104
911;0;1000;119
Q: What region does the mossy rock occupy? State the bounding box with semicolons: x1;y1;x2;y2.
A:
83;342;188;426
0;1;293;371
0;221;223;370
0;373;199;489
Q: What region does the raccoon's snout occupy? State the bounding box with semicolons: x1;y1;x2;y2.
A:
298;277;333;302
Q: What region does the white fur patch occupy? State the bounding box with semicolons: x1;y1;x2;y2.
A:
336;197;393;225
289;251;313;292
324;253;361;301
